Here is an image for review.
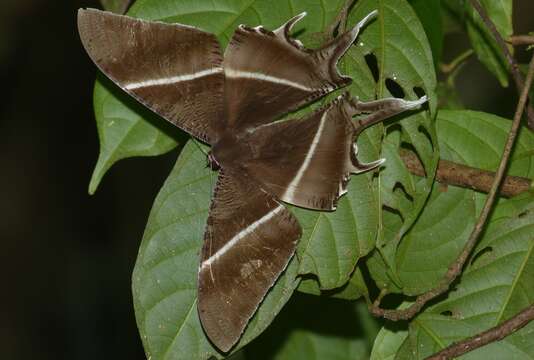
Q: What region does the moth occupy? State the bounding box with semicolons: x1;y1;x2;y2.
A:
78;8;426;352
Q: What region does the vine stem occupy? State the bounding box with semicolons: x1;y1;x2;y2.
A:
468;0;534;130
370;45;534;323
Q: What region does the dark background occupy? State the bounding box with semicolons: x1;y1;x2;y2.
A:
1;1;533;359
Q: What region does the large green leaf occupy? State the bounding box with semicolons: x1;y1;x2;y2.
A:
395;183;476;295
132;141;301;360
89;0;347;193
465;0;513;87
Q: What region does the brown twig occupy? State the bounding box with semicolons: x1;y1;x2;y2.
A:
400;149;532;198
468;0;534;129
507;35;534;47
425;304;534;360
370;49;534;321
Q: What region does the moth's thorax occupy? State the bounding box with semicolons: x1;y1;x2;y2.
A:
210;131;253;168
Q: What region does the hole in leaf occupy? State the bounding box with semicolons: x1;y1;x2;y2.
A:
418;125;435;153
518;210;529;218
385;78;405;98
393;182;414;202
365;53;379;83
470;246;493;267
385;123;402;137
440;310;452;317
400;142;426;178
382;204;404;222
413;86;426;98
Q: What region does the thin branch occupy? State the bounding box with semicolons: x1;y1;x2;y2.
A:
439;49;474;74
400;149;532;198
508;35;534;47
370;49;534;321
468;0;534;130
425;304;534;360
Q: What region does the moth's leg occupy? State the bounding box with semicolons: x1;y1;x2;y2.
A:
345;95;428;173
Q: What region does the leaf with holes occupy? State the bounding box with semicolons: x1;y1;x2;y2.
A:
465;0;513;87
336;0;438;290
295;0;438;295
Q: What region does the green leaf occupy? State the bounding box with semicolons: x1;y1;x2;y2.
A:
133;141;300;360
100;0;131;13
88;77;179;194
396;197;534;358
395;183;476;295
465;0;513;87
246;294;371;359
409;0;443;69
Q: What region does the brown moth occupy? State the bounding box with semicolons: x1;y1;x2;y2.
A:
78;8;426;352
